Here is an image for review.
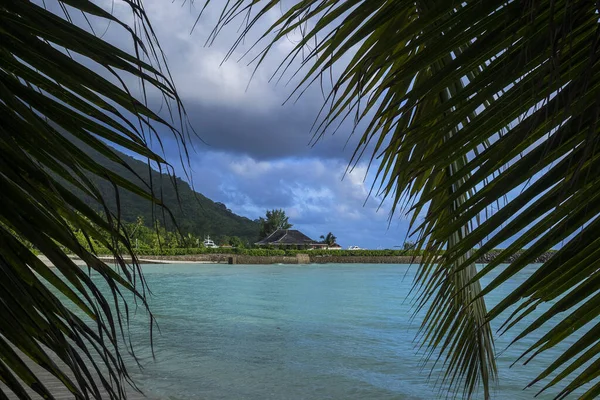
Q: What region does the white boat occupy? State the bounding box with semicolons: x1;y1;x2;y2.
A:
347;245;362;250
203;235;219;248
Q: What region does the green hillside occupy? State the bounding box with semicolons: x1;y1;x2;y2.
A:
73;145;259;244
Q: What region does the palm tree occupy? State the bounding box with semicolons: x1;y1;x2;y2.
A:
1;0;188;398
202;1;600;398
320;233;337;246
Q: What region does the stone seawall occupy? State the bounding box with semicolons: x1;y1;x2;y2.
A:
475;250;555;263
135;254;307;264
310;255;420;264
234;255;299;264
135;254;422;264
139;254;231;263
125;251;556;265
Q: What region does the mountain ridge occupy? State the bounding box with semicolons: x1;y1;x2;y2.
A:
72;144;259;244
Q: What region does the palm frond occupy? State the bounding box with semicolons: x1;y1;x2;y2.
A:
200;0;600;398
1;0;189;398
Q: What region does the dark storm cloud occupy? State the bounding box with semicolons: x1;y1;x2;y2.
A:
181;100;369;161
81;0;381;163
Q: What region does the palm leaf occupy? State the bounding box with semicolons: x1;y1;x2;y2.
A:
1;0;189;398
199;0;600;398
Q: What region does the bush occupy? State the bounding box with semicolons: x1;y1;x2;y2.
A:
284;249;426;257
89;247;429;257
116;247;287;257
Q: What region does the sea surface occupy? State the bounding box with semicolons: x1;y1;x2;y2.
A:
110;263;594;399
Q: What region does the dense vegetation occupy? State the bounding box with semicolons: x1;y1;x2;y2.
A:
95;247;424;257
68;144;259;243
71;216;251;254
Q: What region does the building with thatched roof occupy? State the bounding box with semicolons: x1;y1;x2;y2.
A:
255;229;327;249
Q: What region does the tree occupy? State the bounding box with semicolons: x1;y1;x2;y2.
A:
229;236;244;248
258;209;292;239
320;232;337;246
403;241;416;251
202;2;600;399
1;0;188;398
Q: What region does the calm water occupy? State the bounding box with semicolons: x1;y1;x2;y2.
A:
113;264;592;399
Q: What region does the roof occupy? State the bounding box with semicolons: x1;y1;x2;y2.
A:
255;229;317;245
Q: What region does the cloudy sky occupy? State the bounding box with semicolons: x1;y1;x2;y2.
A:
90;0;416;249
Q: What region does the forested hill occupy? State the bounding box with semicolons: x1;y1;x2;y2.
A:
72;144;259;243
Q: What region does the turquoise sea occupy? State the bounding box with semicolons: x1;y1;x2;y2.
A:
117;264;592;399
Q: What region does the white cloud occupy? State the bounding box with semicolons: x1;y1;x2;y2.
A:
229;157;274;178
179;150;407;248
87;0;289;112
172;47;281;112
